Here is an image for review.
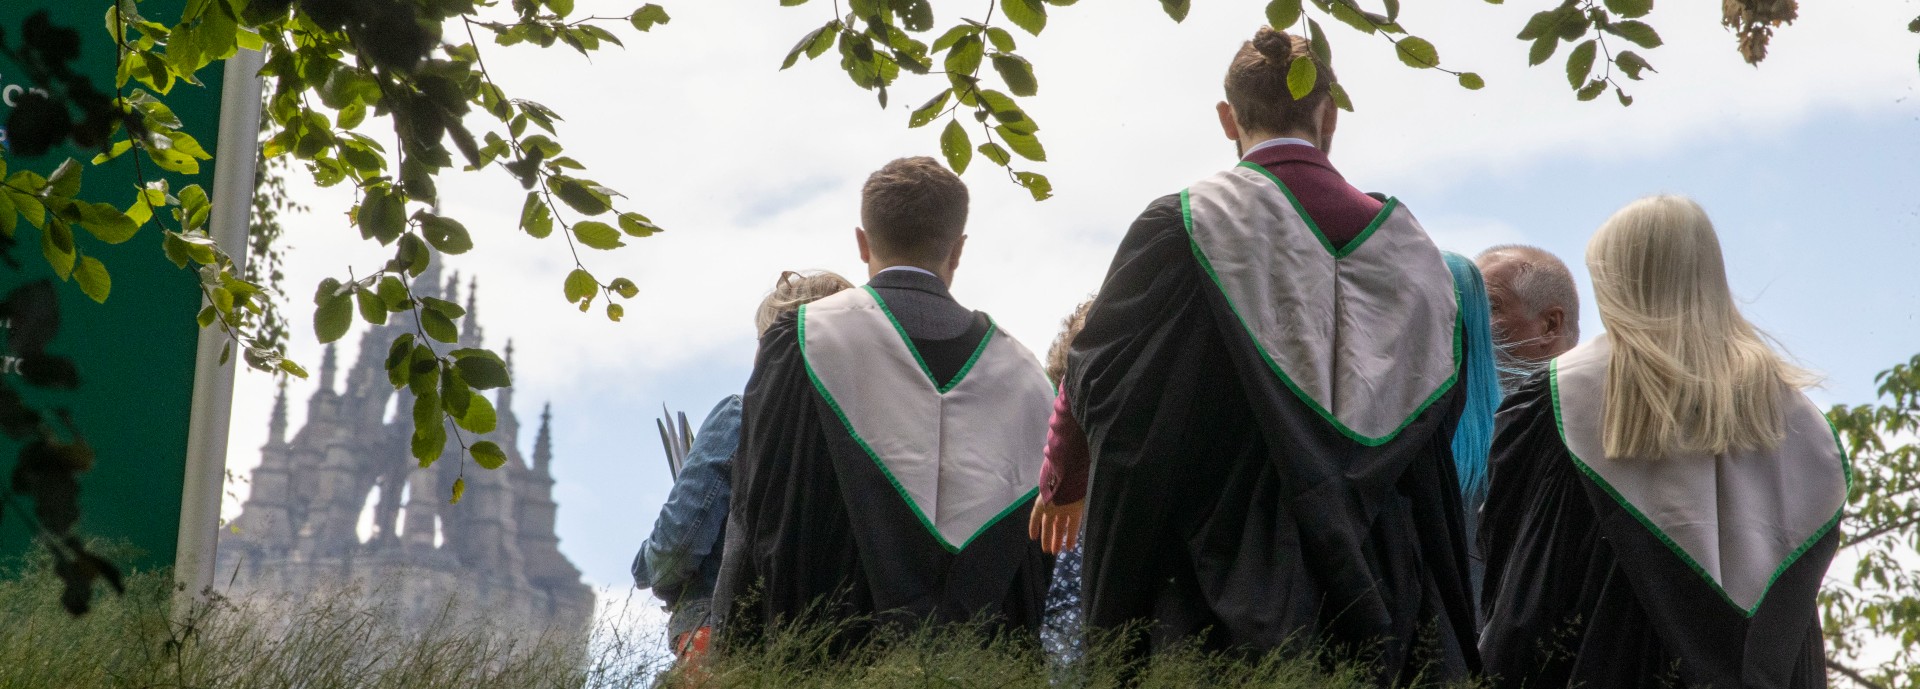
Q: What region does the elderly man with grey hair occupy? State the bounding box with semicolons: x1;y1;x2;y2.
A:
1475;245;1580;391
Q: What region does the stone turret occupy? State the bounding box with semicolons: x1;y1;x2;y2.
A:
217;264;591;635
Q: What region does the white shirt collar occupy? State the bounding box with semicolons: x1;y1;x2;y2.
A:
1243;137;1316;159
876;265;938;279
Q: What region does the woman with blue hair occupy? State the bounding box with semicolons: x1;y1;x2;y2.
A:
1443;251;1503;613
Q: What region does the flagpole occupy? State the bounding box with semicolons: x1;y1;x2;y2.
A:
174;47;264;607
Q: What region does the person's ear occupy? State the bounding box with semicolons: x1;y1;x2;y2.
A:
1216;101;1241;141
1318;99;1338;152
947;235;967;274
856;227;872;264
1540;306;1566;341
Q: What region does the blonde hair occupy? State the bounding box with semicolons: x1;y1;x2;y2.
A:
1045;296;1096;386
756;270;855;336
1586;195;1813;459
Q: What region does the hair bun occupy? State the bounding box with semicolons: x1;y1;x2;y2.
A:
1252;27;1298;63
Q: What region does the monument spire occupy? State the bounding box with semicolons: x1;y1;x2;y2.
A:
319;344;338;394
267;379;289;445
533;403;553;476
460;276;483;347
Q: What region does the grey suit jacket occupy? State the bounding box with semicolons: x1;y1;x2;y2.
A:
867;269;991;387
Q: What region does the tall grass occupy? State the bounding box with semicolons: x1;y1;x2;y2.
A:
0;557;1477;688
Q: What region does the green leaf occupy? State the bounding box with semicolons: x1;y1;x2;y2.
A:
356;288;387;325
1576;77;1608;101
931;25;974;52
1604;0;1652;20
573;220;624;249
448;476;463;502
945;35;983;75
422;308;459;343
420;214;474;254
314;291;353;343
1517;10;1557;40
896;0;934;31
471;440;509;470
783;25;831;70
0;189;15;238
909;89;951;128
520;193;553;238
609;277;639;298
38;222;73;280
1014;171;1052;201
1307;19;1334;67
378;275;411;311
1528;36;1559;66
1614;50;1653;80
1615;86;1634;107
1328;82;1354;111
1159;0;1190;22
549;176;612;216
618;212;660;237
386;334;416;388
1394;37;1439;69
985;27;1016;52
74;256;110;303
940;120;972;174
455;354;512;389
1286;55;1317;99
78;203;140;244
1327;1;1378;35
991;54;1038;97
1266;0;1303;30
1457;72;1485;90
564;268;597;304
606;302;625;322
422;296;465;319
456;391;496;434
1606;20;1662;48
413;416;446;467
1566;39;1597;89
629;4;670;31
996;125;1046;162
978;142;1011;166
358;187;406;245
1001;0;1047;36
47;159;82;198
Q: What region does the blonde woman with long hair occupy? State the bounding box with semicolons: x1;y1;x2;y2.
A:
1477;195;1848;689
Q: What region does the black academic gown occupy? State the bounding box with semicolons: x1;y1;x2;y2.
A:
1478;375;1836;689
715;269;1051;650
1066;195;1479;682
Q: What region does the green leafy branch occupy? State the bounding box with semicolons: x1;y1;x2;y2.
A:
1518;0;1661;106
780;0;1059;200
1823;353;1920;688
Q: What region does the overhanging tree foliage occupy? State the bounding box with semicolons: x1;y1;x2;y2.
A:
1826;356;1920;689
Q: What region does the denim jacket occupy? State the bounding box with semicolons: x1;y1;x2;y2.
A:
633;395;742;635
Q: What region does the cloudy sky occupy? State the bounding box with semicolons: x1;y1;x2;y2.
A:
220;0;1920;612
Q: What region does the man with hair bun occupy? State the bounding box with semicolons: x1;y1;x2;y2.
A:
715;157;1055;652
1065;27;1480;678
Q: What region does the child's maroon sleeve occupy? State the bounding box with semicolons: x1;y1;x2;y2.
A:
1039;386;1091;505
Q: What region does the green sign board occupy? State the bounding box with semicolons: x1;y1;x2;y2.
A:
0;1;225;572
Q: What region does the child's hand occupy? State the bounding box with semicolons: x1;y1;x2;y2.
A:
1027;498;1086;555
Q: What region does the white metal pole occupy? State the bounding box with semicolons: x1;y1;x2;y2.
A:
174;47;264;603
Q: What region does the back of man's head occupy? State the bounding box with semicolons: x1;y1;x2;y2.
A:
1475;244;1581;357
861;157;969;267
1224;26;1337;138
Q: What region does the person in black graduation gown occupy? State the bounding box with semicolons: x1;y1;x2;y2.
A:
1479;195;1848;689
1064;27;1479;683
714;157;1054;652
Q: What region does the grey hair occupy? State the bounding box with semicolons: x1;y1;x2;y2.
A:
1476;244;1581;343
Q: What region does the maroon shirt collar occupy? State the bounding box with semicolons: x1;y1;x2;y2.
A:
1242;142;1345;180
